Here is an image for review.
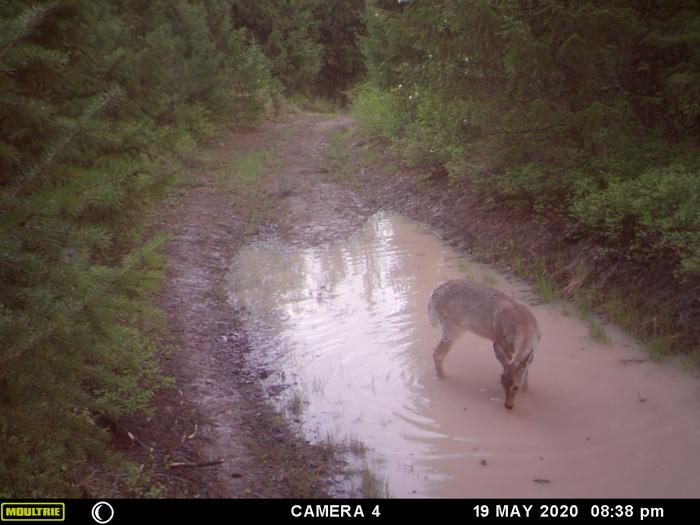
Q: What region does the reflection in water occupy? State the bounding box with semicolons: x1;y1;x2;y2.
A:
228;213;445;495
227;212;700;498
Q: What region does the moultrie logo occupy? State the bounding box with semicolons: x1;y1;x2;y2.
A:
1;502;65;522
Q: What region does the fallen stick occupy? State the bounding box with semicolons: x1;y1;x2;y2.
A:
168;459;224;469
620;358;649;365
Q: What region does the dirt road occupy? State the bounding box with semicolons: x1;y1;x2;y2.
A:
133;113;377;497
128;112;700;498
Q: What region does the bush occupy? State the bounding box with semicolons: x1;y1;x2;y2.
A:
351;82;409;140
355;0;700;276
572;164;700;273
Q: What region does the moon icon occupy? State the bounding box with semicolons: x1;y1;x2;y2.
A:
91;501;114;524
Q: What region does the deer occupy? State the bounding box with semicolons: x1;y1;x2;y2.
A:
428;279;541;410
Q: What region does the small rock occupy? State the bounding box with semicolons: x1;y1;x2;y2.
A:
480;458;488;466
533;478;551;484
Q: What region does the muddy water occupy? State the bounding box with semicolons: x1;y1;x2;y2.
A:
226;213;700;498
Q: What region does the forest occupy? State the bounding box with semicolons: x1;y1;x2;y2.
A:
1;0;698;497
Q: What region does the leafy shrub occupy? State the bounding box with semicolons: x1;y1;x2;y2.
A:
356;0;700;276
351;82;409;140
572;164;700;273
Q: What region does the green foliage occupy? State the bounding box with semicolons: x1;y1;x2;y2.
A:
321;128;354;179
313;0;366;101
646;337;672;361
231;0;367;102
572;164;700;274
222;148;275;189
680;348;700;372
534;273;559;303
351;82;408;140
587;318;609;344
0;0;278;496
0;0;368;498
231;0;322;96
355;0;700;275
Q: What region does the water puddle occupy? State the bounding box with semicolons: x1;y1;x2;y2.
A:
226;212;700;497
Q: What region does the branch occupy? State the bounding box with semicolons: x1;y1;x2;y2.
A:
168;459;224;469
0;233;168;365
0;3;57;63
10;87;122;198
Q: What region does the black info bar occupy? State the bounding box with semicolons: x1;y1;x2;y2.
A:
0;499;697;524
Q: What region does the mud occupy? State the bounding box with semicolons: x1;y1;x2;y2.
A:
137;111;700;498
139;114;367;497
227;212;700;498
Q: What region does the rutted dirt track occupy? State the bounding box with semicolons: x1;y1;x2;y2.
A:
139;113;378;497
133;113;700;498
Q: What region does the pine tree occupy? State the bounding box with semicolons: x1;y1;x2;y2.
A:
357;0;700;274
231;0;322;96
313;0;366;102
0;0;276;496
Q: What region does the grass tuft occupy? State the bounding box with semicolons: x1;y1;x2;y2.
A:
645;337;671;361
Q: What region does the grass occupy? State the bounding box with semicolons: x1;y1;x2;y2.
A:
456;261;476;280
240;410;329;497
321;128;354;179
587;318;609;344
358;143;379;166
272;124;296;143
480;270;497;285
320;430;368;457
605;294;640;332
287;390;305;416
680;348;700;372
223;148;274;188
511;256;558;302
318;428;388;497
321;430;341;450
346;434;368;456
360;463;390;498
290;95;341;114
645;336;671;361
566;278;679;357
211;124;293;191
534;273;559;303
513;256;526;276
571;298;609;344
507;249;690;355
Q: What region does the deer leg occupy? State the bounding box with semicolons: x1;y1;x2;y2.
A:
432;339;453;379
493;342;508;368
522;369;529;393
